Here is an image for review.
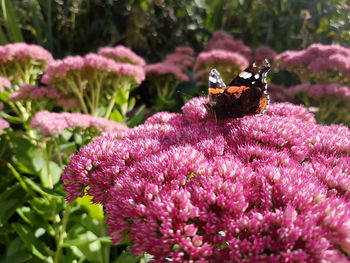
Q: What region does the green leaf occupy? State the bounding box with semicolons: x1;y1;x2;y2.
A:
114;247;139;263
12;223;52;261
127;105;145;127
0;26;8;44
76;194;104;220
63;231;105;263
0;0;24;42
128;97;136;112
115;89;128;105
16;206;55;236
39;160;62;188
0;183;28;224
11;138;45;174
28;0;44;45
110;109;123;122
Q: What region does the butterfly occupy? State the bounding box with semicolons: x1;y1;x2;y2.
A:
204;59;270;119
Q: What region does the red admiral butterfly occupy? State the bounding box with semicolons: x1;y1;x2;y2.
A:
205;59;270;119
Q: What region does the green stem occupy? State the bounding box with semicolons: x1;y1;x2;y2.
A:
66;79;88;113
105;89;118;119
53;203;72;263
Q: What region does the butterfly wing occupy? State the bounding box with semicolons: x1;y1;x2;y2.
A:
208;69;226;97
205;60;271;119
227;59;270;91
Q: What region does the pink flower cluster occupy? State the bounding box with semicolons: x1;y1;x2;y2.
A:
31;111;129;136
194;49;248;84
145;46;194;82
194;50;248;71
62;97;350;262
145;63;190;82
0;76;11;92
9;84;63;101
0;43;53;64
276;44;350;84
253;45;277;63
42;53;145;85
98;45;146;66
204;30;252;60
164;46;194;70
268;83;350;103
288;83;350;101
0;118;9;130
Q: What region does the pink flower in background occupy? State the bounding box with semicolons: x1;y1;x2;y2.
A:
0;76;11;92
0;43;53;64
276;44;350;85
288;83;350;101
9;84;63;101
41;53;145;116
145;63;189;81
204;30;252;60
42;54;145;85
0;43;53;87
31;111;129;136
164;53;194;70
194;50;248;70
0;118;9;130
254;45;277;62
268;83;290;102
98;45;146;66
175;46;194;55
113;62;146;84
63;97;350;262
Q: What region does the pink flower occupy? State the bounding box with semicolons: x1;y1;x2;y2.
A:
0;118;9;130
0;43;53;64
288;83;350;101
0;76;11;92
164;53;194;70
63;97;350;262
31;111;129;136
254;45;277;62
9;84;62;101
98;45;145;66
175;46;194;55
268;83;290;102
194;50;248;71
276;44;350;84
204;30;252;59
42;54;145;85
145;63;189;82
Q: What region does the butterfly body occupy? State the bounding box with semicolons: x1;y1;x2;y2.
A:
205;59;270;119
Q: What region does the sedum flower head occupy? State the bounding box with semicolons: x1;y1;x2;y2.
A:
145;63;190;82
276;44;350;85
98;45;146;66
31;111;129;136
194;50;248;84
63;97;350;262
0;43;53;87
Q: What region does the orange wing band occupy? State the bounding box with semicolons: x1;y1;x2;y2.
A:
209;88;225;94
226;86;249;94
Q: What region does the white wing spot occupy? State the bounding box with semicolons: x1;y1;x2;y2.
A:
239;71;252;79
209;76;217;83
254;74;260;79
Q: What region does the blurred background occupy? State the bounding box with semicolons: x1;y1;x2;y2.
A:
2;0;349;59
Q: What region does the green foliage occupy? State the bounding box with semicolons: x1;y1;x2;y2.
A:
0;126;142;262
204;0;350;51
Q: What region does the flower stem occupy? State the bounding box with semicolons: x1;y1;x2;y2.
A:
53;202;72;263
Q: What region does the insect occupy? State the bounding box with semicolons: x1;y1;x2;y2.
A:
204;59;271;119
